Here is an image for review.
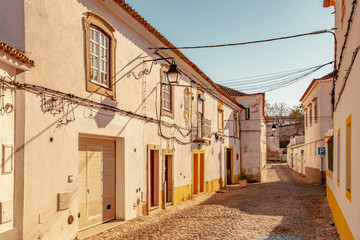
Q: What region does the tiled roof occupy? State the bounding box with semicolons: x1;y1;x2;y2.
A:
0;40;35;67
299;71;334;102
217;84;247;97
113;0;244;109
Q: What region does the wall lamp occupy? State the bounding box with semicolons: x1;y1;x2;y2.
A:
139;57;180;84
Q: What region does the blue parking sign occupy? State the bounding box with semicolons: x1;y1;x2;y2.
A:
318;147;325;155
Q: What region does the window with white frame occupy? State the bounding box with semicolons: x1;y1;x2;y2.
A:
162;73;172;112
90;27;110;87
83;12;116;100
197;92;205;138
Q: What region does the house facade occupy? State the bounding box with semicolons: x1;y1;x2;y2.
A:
287;73;333;183
0;1;243;239
217;85;266;182
324;0;360;239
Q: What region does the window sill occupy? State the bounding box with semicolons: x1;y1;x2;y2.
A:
161;109;174;119
90;80;112;90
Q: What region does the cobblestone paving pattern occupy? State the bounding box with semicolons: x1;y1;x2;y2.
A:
85;163;339;240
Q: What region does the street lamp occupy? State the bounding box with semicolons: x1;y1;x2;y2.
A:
271;133;274;139
139;57;180;84
166;60;180;84
272;124;276;132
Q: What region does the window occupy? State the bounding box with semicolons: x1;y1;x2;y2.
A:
346;114;351;201
304;108;308;129
233;111;238;137
83;12;116;100
337;129;340;185
161;64;174;118
328;136;333;172
309;104;312;126
197;91;205;138
90;27;109;86
245;108;250;120
218;101;224;133
313;98;318;123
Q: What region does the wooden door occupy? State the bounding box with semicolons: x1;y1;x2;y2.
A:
200;153;205;193
165;155;173;203
193;154;199;194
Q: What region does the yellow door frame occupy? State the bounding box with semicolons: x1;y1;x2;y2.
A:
192;149;205;197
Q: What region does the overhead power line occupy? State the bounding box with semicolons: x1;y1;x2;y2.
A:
150;29;335;50
217;61;333;94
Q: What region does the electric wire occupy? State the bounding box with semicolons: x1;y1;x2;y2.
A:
217;62;333;94
150;29;335;50
334;0;358;110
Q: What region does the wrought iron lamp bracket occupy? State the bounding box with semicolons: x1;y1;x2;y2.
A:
138;57;174;77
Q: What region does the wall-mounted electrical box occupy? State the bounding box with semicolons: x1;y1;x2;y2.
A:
57;192;69;211
0;200;13;224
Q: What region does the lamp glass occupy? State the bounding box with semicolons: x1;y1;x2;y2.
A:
166;63;180;84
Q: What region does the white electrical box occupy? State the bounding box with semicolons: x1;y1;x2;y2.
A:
57;192;70;211
0;200;13;224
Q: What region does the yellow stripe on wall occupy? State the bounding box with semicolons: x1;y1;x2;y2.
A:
173;178;222;205
326;184;354;240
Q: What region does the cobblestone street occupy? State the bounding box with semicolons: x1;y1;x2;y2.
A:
85;163;339;240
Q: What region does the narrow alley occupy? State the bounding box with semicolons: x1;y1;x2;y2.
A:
84;163;339;240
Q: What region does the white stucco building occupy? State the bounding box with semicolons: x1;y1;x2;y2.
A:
217;85;266;182
287;73;333;183
323;0;360;239
0;1;244;239
0;40;34;240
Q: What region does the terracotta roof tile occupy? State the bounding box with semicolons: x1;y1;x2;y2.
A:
0;40;35;67
217;84;247;97
113;0;244;109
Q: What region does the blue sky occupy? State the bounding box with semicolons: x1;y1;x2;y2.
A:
126;0;334;106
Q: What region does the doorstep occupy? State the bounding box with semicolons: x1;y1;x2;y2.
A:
77;219;125;240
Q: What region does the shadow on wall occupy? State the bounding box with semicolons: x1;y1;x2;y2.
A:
94;98;118;128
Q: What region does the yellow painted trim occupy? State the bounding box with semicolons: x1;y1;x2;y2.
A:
346;114;351;202
337;181;340;188
173;184;192;204
205;178;221;193
326;184;354;240
324;135;332;139
326;170;333;180
346;189;351;202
